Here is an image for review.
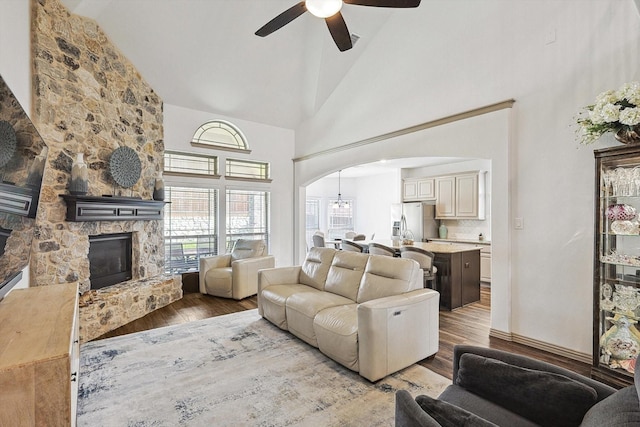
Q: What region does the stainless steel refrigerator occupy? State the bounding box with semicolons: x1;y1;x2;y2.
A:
391;202;439;242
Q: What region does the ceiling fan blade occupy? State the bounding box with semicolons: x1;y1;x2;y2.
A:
255;2;307;37
325;12;353;52
344;0;421;7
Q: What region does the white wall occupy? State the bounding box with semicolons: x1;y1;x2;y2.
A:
294;0;640;358
163;104;295;266
0;1;31;115
306;170;400;244
355;170;401;239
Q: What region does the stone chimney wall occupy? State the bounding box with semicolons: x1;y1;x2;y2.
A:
30;0;181;341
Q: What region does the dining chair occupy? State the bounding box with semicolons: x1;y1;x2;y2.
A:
352;234;366;241
368;242;397;257
341;240;365;252
312;234;326;248
399;246;438;288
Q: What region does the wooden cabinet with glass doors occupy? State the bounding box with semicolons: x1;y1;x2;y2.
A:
594;145;640;388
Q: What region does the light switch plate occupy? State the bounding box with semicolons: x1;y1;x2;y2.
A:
514;217;524;229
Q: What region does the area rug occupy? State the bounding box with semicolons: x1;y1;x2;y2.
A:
78;309;450;426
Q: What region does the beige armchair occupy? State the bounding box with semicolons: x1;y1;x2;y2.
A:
199;239;275;300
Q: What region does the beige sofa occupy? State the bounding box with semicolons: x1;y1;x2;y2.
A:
199;239;275;300
258;247;440;382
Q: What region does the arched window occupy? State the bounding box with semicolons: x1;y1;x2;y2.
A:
191;120;250;153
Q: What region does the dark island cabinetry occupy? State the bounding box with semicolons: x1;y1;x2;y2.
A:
434;248;481;310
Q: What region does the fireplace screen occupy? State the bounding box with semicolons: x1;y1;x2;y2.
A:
89;233;132;289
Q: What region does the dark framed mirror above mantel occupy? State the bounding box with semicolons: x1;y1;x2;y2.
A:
60;194;168;222
0;182;39;218
0;73;48;297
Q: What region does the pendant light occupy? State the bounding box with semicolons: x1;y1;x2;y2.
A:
333;170;349;209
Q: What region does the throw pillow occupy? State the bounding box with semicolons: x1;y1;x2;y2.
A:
457;353;598;427
415;394;499;427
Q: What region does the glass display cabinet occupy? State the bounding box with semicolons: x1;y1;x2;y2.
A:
593;145;640;388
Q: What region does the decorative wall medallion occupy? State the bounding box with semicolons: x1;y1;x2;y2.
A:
0;120;17;168
109;146;141;188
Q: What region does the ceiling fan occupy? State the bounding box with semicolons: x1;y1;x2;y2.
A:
255;0;421;52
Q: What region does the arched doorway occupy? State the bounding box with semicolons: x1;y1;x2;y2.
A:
293;106;512;335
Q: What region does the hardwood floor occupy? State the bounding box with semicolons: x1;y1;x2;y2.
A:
96;284;591;381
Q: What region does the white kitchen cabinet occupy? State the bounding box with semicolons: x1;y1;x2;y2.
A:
436;172;485;219
455;174;478;217
403;177;436;201
435;176;456;217
480;247;491;283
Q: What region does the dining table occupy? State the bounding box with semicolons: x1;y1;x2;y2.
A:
324;239;342;249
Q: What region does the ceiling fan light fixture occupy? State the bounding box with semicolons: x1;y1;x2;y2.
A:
305;0;343;18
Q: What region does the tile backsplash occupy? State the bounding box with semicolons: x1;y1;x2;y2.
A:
440;219;490;241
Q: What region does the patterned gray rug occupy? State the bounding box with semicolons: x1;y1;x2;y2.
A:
78;309;450;426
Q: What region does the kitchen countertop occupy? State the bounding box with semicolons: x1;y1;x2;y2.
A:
409;241;482;254
428;238;491;245
361;240;482;254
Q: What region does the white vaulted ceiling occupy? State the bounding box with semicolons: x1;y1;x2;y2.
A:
60;0;406;129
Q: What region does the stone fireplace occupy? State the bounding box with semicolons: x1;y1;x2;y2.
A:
30;0;182;342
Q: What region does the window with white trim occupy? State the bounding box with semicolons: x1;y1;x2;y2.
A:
225;158;270;181
164;151;218;177
305;198;320;248
226;189;270;252
327;199;354;240
191;120;249;152
163;186;218;273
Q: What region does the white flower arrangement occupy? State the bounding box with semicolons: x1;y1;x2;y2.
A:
576;81;640;144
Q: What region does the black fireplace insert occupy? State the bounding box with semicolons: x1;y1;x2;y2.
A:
88;232;132;289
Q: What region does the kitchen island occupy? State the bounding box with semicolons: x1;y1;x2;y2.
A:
411;242;481;310
352;240;482;310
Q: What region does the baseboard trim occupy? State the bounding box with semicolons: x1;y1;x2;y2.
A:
489;329;591;364
488;329;512;341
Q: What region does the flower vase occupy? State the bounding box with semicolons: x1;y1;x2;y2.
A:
69;152;88;195
438;223;448;239
615;125;640;145
26;146;48;188
153;177;165;201
600;315;640;363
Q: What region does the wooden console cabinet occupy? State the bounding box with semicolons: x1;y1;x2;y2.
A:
0;283;79;426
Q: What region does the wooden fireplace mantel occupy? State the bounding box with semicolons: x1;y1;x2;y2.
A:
60;194;167;222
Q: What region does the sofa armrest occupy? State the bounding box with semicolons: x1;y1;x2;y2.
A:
257;266;302;316
358;289;439;382
231;255;276;299
199;254;232;293
258;266;302;290
395;390;443;427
